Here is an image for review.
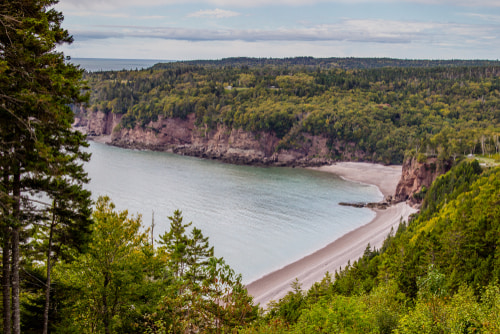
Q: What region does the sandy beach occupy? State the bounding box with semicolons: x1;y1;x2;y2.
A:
246;162;417;308
310;162;403;198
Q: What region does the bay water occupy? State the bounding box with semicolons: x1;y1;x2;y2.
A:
70;58;171;72
84;141;381;283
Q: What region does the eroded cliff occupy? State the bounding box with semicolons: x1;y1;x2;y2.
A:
394;157;452;207
74;110;369;167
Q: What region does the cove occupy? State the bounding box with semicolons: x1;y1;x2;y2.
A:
84;141;381;283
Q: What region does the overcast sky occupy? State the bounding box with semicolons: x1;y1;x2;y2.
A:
56;0;500;60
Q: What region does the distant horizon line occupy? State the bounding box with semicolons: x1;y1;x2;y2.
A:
71;56;500;62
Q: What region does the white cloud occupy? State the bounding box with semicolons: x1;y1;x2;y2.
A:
187;8;241;19
462;13;500;23
57;0;500;11
65;11;130;18
72;19;498;46
67;12;166;20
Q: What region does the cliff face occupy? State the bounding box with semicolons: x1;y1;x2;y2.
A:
394;157;451;207
74;110;369;167
111;114;341;166
73;109;123;137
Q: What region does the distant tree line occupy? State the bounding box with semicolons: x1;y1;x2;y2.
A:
152;57;500;70
85;60;500;164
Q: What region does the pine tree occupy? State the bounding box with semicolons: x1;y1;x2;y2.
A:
0;1;89;333
156;211;257;332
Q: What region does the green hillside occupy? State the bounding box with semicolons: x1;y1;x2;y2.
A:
243;161;500;333
84;58;500;164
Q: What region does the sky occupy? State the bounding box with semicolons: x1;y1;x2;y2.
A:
56;0;500;61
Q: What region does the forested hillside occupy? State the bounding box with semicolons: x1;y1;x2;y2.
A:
151;57;499;70
83;58;500;164
4;0;500;331
243;161;500;333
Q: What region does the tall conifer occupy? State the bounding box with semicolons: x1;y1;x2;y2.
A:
0;1;90;333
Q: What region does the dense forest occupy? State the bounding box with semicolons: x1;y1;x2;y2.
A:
84;58;500;164
242;161;500;333
2;0;500;333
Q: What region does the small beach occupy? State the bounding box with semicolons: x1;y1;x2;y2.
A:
247;162;417;308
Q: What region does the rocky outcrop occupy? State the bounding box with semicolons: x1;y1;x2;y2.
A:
394;157;451;207
74;110;372;167
73;108;122;137
339;201;391;209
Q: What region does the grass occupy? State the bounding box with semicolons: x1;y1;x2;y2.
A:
467;154;500;167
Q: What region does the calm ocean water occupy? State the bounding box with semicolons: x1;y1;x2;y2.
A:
70;58;173;72
84;142;381;283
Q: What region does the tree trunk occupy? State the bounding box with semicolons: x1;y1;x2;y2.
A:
2;172;11;334
481;135;485;155
11;171;20;334
103;274;110;334
43;202;56;334
2;224;11;334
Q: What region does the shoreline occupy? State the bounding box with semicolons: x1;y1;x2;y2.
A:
88;134;112;144
309;162;402;198
86;137;415;307
247;162;417;308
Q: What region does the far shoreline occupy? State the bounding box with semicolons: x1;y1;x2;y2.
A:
247;162;417;308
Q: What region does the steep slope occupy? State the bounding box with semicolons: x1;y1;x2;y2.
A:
73;110;368;167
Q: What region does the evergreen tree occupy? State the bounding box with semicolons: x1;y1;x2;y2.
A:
0;0;89;333
154;210;257;332
58;196;155;334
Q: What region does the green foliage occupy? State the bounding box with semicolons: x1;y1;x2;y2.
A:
150;210;258;333
363;280;407;334
265;279;305;325
158;210;213;281
417;265;448;300
85;60;500;163
56;196;156;333
0;1;91;332
250;164;500;333
293;295;377;333
396;284;486;334
420;160;482;216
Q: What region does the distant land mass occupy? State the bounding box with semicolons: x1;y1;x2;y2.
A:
73;56;500;204
152;57;500;70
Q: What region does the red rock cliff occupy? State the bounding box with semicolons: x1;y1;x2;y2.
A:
73;108;122;137
394;157;451;207
74;110;370;167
